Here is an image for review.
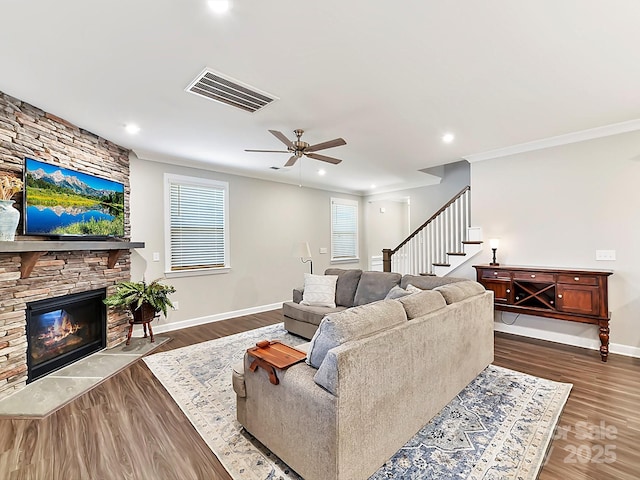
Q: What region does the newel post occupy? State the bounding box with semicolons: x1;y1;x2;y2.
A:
382;249;393;272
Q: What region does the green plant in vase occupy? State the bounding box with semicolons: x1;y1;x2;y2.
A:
104;279;176;345
104;279;176;321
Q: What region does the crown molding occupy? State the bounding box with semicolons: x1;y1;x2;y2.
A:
463;118;640;163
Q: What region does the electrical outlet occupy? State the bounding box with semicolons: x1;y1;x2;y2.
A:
173;301;179;310
595;250;616;261
152;252;160;262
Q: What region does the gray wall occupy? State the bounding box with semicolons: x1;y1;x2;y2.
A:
455;130;640;356
406;160;470;231
363;160;470;262
129;155;365;331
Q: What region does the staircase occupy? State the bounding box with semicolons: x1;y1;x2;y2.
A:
382;186;483;276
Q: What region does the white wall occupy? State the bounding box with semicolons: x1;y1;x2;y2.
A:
455;130;640;356
129;155;364;331
364;199;409;267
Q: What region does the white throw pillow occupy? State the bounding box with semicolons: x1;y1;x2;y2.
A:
300;273;339;308
405;283;422;294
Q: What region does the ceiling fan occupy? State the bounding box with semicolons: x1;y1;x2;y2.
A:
245;129;346;167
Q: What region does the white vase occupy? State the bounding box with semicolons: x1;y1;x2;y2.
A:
0;200;20;241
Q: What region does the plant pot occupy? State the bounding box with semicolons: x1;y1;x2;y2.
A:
0;200;20;241
131;302;158;324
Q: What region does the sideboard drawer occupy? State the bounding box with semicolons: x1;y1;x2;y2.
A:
513;271;555;283
557;274;598;286
481;269;511;280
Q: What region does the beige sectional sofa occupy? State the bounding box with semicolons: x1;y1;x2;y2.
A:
282;268;465;339
234;280;494;480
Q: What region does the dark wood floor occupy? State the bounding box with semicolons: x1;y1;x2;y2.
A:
0;309;638;479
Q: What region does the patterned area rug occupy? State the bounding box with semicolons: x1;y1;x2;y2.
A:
144;324;572;480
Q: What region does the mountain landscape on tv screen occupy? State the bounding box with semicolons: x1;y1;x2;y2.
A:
25;158;124;237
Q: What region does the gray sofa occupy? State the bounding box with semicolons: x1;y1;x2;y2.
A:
282;268;464;339
235;280;494;480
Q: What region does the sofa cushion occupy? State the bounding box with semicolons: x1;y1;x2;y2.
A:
400;274;465;290
283;302;347;327
353;271;402;306
397;289;447;320
434;280;486;304
300;273;339;307
313;349;340;395
325;268;363;307
306;299;407;368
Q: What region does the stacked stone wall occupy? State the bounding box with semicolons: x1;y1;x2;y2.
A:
0;91;132;400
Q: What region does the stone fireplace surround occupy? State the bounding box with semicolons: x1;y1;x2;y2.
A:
0;91;135;401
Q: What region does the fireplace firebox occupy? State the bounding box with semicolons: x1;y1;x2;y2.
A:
26;289;107;382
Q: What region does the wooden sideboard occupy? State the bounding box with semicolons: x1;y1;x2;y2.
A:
473;264;613;362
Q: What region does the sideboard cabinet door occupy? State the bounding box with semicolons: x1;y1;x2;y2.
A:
483;279;511;304
556;284;600;316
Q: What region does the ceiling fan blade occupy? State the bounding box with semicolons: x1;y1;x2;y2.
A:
306;153;342;165
268;130;295;149
306;138;346;152
245;149;290;153
284;155;298;167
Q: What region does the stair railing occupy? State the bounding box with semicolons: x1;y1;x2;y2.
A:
382;186;471;274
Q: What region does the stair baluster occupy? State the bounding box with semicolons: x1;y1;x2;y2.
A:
383;186;473;275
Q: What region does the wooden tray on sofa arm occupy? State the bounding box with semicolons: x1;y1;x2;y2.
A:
246;340;306;385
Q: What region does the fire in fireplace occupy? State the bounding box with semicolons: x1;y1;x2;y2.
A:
26;289;107;382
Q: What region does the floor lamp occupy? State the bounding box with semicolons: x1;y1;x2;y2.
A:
293;241;313;274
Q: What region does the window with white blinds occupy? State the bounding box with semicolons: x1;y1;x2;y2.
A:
164;174;229;274
331;198;359;262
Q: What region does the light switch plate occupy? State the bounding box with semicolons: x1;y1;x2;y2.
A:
319;247;328;254
152;252;160;262
595;250;616;261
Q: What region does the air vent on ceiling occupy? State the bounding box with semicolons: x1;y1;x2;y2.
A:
185;68;278;113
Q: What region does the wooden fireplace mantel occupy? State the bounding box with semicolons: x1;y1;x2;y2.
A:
0;240;145;278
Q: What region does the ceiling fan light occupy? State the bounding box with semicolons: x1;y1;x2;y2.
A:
318;169;326;176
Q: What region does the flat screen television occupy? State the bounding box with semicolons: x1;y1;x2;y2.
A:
23;157;125;238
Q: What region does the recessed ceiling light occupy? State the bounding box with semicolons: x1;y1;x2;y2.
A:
318;169;326;176
370;184;377;189
208;0;231;14
125;124;140;135
442;133;455;143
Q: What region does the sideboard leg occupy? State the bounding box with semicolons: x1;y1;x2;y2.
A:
598;319;610;362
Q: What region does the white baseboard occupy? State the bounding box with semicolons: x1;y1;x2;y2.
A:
494;322;640;359
152;301;285;334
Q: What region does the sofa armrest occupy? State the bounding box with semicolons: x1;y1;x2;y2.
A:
241;356;337;480
293;286;304;304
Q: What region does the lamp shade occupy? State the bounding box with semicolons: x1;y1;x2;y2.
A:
489;238;500;249
293;241;312;259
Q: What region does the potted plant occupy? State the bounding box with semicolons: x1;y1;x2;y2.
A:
0;173;23;241
104;278;176;324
